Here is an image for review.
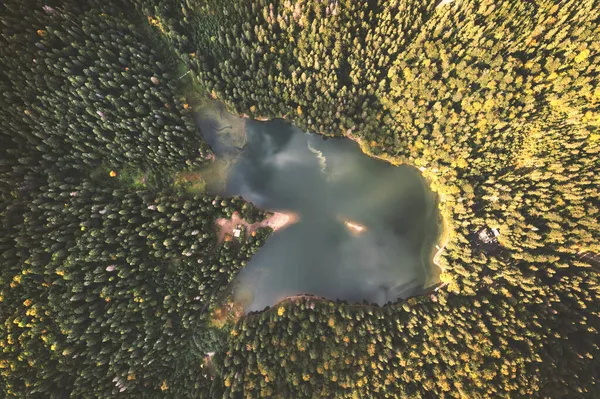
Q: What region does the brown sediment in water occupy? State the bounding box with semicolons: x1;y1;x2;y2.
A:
345;221;366;234
336;216;367;235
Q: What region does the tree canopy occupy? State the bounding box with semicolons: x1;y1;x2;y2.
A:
1;0;599;398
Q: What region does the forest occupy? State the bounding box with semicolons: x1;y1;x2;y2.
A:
1;0;599;398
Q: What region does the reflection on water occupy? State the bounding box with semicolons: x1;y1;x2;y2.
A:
202;112;439;312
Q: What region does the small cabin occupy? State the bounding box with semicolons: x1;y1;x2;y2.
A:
472;227;502;255
478;228;499;244
233;224;243;238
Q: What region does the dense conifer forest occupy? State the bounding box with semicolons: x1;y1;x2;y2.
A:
1;0;599;398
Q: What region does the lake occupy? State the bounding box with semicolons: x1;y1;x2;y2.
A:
197;104;440;312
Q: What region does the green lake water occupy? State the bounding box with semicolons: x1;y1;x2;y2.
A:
197;108;440;311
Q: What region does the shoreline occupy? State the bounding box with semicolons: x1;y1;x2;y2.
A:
326;129;452;281
215;211;299;245
239;111;453;280
244;281;447;319
256;211;300;232
202;96;452;292
432;206;450;272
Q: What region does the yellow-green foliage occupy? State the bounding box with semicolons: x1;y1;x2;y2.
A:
167;0;600;397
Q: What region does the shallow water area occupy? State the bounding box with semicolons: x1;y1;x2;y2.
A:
198;107;440;312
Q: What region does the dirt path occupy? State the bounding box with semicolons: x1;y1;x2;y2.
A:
431;205;451;292
215;211;299;244
432;200;450;271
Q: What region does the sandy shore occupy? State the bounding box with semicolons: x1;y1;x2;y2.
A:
432;204;450;271
216;211;299;244
255;211;299;231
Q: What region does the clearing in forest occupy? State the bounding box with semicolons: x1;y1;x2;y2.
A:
215;211;299;244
